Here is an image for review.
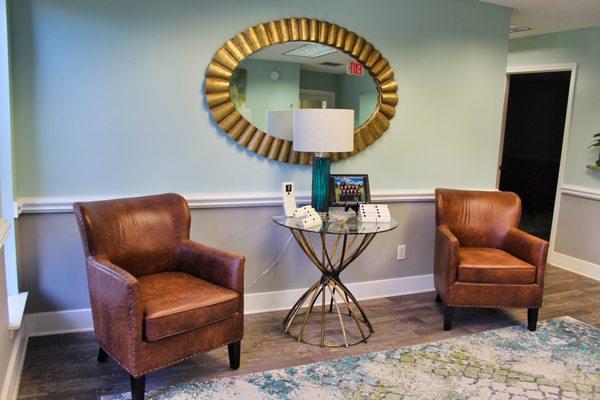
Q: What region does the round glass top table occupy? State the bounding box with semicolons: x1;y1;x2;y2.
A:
273;215;398;347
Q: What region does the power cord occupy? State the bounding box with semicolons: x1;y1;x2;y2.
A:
247;234;293;290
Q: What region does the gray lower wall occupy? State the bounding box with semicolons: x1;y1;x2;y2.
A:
554;194;600;264
18;202;435;313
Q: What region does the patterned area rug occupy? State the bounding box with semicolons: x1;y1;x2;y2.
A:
106;317;599;399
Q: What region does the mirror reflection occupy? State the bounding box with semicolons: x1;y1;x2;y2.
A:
229;41;379;140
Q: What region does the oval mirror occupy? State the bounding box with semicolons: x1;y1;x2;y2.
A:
205;18;398;164
230;41;380;140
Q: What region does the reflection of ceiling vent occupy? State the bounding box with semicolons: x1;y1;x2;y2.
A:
284;43;338;58
319;62;343;67
509;24;531;33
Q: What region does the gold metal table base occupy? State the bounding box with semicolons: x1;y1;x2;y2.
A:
283;230;377;347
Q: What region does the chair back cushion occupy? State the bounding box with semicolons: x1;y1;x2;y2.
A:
74;193;190;276
435;188;521;248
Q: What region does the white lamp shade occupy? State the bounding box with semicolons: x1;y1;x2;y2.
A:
292;109;354;153
266;110;293;141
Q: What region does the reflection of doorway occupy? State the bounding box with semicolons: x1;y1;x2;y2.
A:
299;89;335;108
358;92;378;126
498;68;573;241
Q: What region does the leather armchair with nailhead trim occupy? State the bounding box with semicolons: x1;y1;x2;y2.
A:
434;189;548;332
74;193;244;400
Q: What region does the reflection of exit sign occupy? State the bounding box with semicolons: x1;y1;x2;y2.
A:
347;62;364;76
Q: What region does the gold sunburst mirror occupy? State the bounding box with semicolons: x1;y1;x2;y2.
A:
205;18;398;165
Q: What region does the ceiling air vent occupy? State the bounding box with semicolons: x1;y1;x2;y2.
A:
509;24;531;34
319;62;343;67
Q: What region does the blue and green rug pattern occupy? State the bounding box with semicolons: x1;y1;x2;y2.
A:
107;317;599;399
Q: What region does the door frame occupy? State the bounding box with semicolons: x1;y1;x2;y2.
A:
299;89;336;108
497;63;578;255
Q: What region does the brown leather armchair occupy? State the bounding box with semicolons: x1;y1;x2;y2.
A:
434;189;548;332
73;193;244;400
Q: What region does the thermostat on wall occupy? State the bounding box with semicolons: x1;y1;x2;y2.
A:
270;70;280;81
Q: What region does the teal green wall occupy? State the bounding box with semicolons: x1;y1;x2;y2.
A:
299;70;379;126
508;27;600;189
338;73;379;127
236;65;378;130
359;91;379;127
238;59;299;132
299;70;339;94
9;0;510;198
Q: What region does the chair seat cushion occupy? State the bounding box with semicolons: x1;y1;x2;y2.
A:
138;271;239;341
457;247;536;285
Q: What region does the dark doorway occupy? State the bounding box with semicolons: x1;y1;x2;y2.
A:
499;71;571;240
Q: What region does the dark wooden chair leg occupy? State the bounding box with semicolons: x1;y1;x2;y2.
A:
97;346;108;363
130;375;146;400
228;340;241;370
435;294;442;303
443;306;455;331
527;308;539;332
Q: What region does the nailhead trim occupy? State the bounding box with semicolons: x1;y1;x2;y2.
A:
95;297;243;376
98;345;132;375
88;258;129;284
88;258;140;372
440;227;458;292
128;285;138;372
78;206;138;374
99;337;243;378
78;206;244;378
133;337;244;377
90;259;243;377
73;206;91;257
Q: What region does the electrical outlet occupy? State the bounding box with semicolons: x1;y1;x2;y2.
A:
397;245;406;260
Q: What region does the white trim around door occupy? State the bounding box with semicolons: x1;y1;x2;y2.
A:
0;218;10;248
501;63;579;259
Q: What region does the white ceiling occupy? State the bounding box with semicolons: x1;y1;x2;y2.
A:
481;0;600;37
247;42;352;74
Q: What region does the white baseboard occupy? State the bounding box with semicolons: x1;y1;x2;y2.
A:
549;251;600;281
245;273;434;314
26;308;94;337
26;274;434;337
1;320;29;400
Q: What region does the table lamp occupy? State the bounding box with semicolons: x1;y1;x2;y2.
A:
293;109;354;214
266;110;293;141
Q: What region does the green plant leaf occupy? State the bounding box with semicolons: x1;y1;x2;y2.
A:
589;142;600;148
594;132;600;137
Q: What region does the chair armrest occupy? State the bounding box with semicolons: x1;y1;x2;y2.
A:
434;225;460;299
86;257;143;371
177;240;245;296
503;227;548;285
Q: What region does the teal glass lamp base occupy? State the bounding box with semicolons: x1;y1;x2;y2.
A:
311;153;331;214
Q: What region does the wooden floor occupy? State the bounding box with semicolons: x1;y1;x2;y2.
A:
18;265;600;399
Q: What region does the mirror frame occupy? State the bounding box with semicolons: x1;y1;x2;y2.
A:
205;18;398;165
